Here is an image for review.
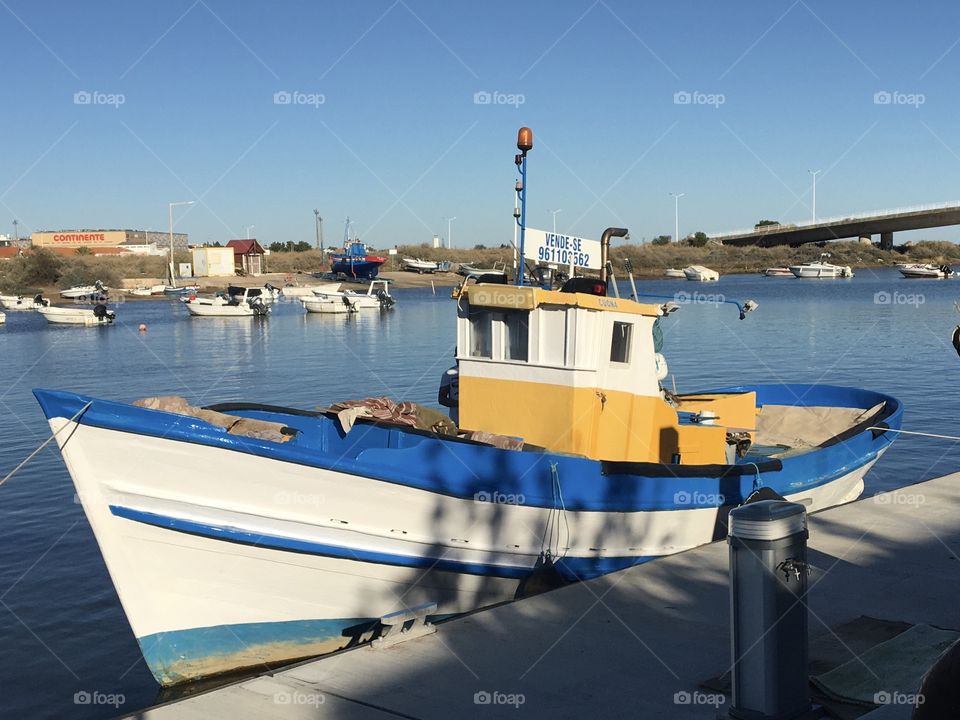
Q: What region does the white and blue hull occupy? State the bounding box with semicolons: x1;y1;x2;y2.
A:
34;384;900;686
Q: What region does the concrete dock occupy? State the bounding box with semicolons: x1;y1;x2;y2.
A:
127;474;960;720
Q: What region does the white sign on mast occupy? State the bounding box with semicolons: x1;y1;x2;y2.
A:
523;228;601;270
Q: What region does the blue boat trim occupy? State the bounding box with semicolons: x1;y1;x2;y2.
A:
33;384;902;513
108;505;654;581
138;617;373;685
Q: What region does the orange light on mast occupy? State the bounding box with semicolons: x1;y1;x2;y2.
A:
517;127;533;153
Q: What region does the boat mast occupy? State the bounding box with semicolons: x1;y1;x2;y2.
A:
514;127;533;287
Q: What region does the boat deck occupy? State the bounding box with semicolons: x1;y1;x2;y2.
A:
126;473;960;720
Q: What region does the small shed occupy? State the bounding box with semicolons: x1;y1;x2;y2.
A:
191;247;235;277
226;239;266;276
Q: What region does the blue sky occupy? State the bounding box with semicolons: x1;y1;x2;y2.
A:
2;0;960;247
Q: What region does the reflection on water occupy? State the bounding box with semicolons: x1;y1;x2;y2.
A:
0;273;958;718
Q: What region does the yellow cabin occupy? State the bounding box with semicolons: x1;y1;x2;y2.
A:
456;284;757;465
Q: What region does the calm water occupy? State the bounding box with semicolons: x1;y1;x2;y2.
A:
1;270;958;719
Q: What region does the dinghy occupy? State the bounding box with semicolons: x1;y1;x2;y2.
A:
34;226;901;687
401;257;439;273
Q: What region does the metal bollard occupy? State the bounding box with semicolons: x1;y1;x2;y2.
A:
727;500;814;720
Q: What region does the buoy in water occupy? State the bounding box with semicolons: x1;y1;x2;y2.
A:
138;323;147;332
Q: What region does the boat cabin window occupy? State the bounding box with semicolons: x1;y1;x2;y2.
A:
502;310;529;362
610;321;633;364
469;309;493;358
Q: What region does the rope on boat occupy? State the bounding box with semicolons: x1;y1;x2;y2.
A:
540;462;570;562
0;401;93;489
868;427;960;442
744;462;763;491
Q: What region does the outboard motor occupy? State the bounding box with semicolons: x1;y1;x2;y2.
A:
942;265;953;277
250;296;269;316
92;303;114;322
376;289;395;309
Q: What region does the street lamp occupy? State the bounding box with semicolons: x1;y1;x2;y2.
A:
245;225;255;240
808;170;821;223
548;208;562;234
314;209;325;267
445;216;457;249
168;200;194;285
669;192;685;242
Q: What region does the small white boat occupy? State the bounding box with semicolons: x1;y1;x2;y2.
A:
0;311;5;324
128;284;168;297
0;293;50;310
60;281;109;301
683;265;720;281
402;258;440;274
182;287;270;317
301;295;360;314
764;267;793;277
38;304;115;326
279;282;341;299
789;253;854;279
899;263;953;279
664;268;686;279
458;261;507;278
305;280;395;311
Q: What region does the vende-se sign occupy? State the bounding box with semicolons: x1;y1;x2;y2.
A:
523;228;601;270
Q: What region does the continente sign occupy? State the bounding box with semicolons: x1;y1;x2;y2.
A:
32;231;127;246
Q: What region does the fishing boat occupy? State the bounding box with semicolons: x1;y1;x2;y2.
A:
664;268;686;279
401;258;439;274
35;226;901;686
33;129;902;687
789;253;854;278
182;287;270;317
38;304;115;326
0;293;50;310
683;265;720;281
330;241;386;279
300;295;359;314
303;280;394;312
898;263;953;279
279;282;341;299
764;267;793;277
59;281;108;301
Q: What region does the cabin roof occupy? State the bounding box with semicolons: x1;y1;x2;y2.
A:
464;284;661;317
226;239;265;256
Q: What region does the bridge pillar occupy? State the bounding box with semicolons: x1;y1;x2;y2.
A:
880;231;894;249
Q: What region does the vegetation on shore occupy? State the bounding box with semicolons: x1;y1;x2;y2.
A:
2;241;960;294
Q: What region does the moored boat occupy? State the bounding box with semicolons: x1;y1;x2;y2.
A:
664;268;686;279
38;304;115;326
683;265;720;281
32;129;902;688
303;279;394;312
0;293;50;310
279;282;341;298
35;227;901;687
789;253;854;278
182;286;270;317
898;263;953;279
458;261;508;278
59;280;108;301
764;267;793;277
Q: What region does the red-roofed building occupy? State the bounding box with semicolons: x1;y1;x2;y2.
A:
226;239;266;276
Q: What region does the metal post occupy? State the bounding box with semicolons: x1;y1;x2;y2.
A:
727;500;815;720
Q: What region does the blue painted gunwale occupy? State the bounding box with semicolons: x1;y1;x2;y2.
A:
33;383;901;513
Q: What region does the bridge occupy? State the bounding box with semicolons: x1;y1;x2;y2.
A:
709;201;960;249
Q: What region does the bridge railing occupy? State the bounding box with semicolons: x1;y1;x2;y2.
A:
709;200;960;239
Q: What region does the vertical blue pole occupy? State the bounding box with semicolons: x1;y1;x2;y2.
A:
518;155;527;287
